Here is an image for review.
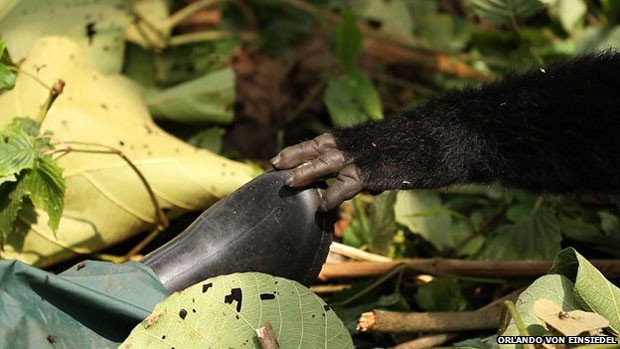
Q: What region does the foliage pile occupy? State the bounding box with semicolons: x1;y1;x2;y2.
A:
0;0;620;348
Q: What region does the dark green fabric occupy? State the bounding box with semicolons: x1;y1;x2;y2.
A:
0;260;169;349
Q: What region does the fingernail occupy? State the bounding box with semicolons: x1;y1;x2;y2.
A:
270;155;280;167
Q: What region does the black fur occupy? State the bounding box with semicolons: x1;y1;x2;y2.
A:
333;52;620;193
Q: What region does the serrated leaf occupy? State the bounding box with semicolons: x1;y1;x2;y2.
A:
478;206;562;259
0;180;28;239
466;0;546;27
0;121;36;178
0;0;135;74
121;273;353;349
0;64;15;90
145;68;235;123
21;157;65;231
0;37;254;266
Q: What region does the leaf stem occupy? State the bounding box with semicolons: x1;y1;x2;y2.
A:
47;143;169;232
168;30;256;46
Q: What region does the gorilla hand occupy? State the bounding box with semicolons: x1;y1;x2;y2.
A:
270;133;364;211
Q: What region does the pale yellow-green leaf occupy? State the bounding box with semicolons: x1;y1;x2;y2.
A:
121;273;353;349
0;0;134;74
0;36;254;266
126;0;171;49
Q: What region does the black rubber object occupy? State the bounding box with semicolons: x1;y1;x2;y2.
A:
142;170;335;292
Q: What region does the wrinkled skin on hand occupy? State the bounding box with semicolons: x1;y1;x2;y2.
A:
270;134;364;211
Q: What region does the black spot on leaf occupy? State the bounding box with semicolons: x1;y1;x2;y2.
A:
85;22;96;44
202;283;213;293
179;309;187;320
260;293;276;300
224;288;243;313
323;305;331;311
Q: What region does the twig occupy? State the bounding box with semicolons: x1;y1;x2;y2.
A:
256;322;280;349
330;242;392;262
38;79;65;122
319;259;620;280
357;288;522;333
168;30;257;46
310;284;351;294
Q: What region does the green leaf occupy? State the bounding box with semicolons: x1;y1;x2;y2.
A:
121;273;353;349
501;274;580;340
415;278;467;312
187;127;224;154
465;0;546;27
394;190;471;252
0;39;16;90
0;64;15;90
353;0;415;44
0;120;36;178
368;191;398;255
478;206;561;259
0;180;28;240
599;211;620;236
547;0;587;32
21;157;65;231
145;68;235;123
324;69;382;127
550;248;620;333
336;10;362;71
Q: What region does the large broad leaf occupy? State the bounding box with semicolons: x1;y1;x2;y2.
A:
550;248;620;333
0;37;254;266
465;0;546;27
0;0;135;74
121;273;353;349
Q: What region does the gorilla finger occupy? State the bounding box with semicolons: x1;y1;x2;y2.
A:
319;165;364;211
285;149;347;187
271;133;337;169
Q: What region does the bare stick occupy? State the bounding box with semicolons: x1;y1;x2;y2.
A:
357;288;522;333
256;322;280;349
320;259;620;280
330;242;392;262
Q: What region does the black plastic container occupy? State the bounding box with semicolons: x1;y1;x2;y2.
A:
142;170;335;292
